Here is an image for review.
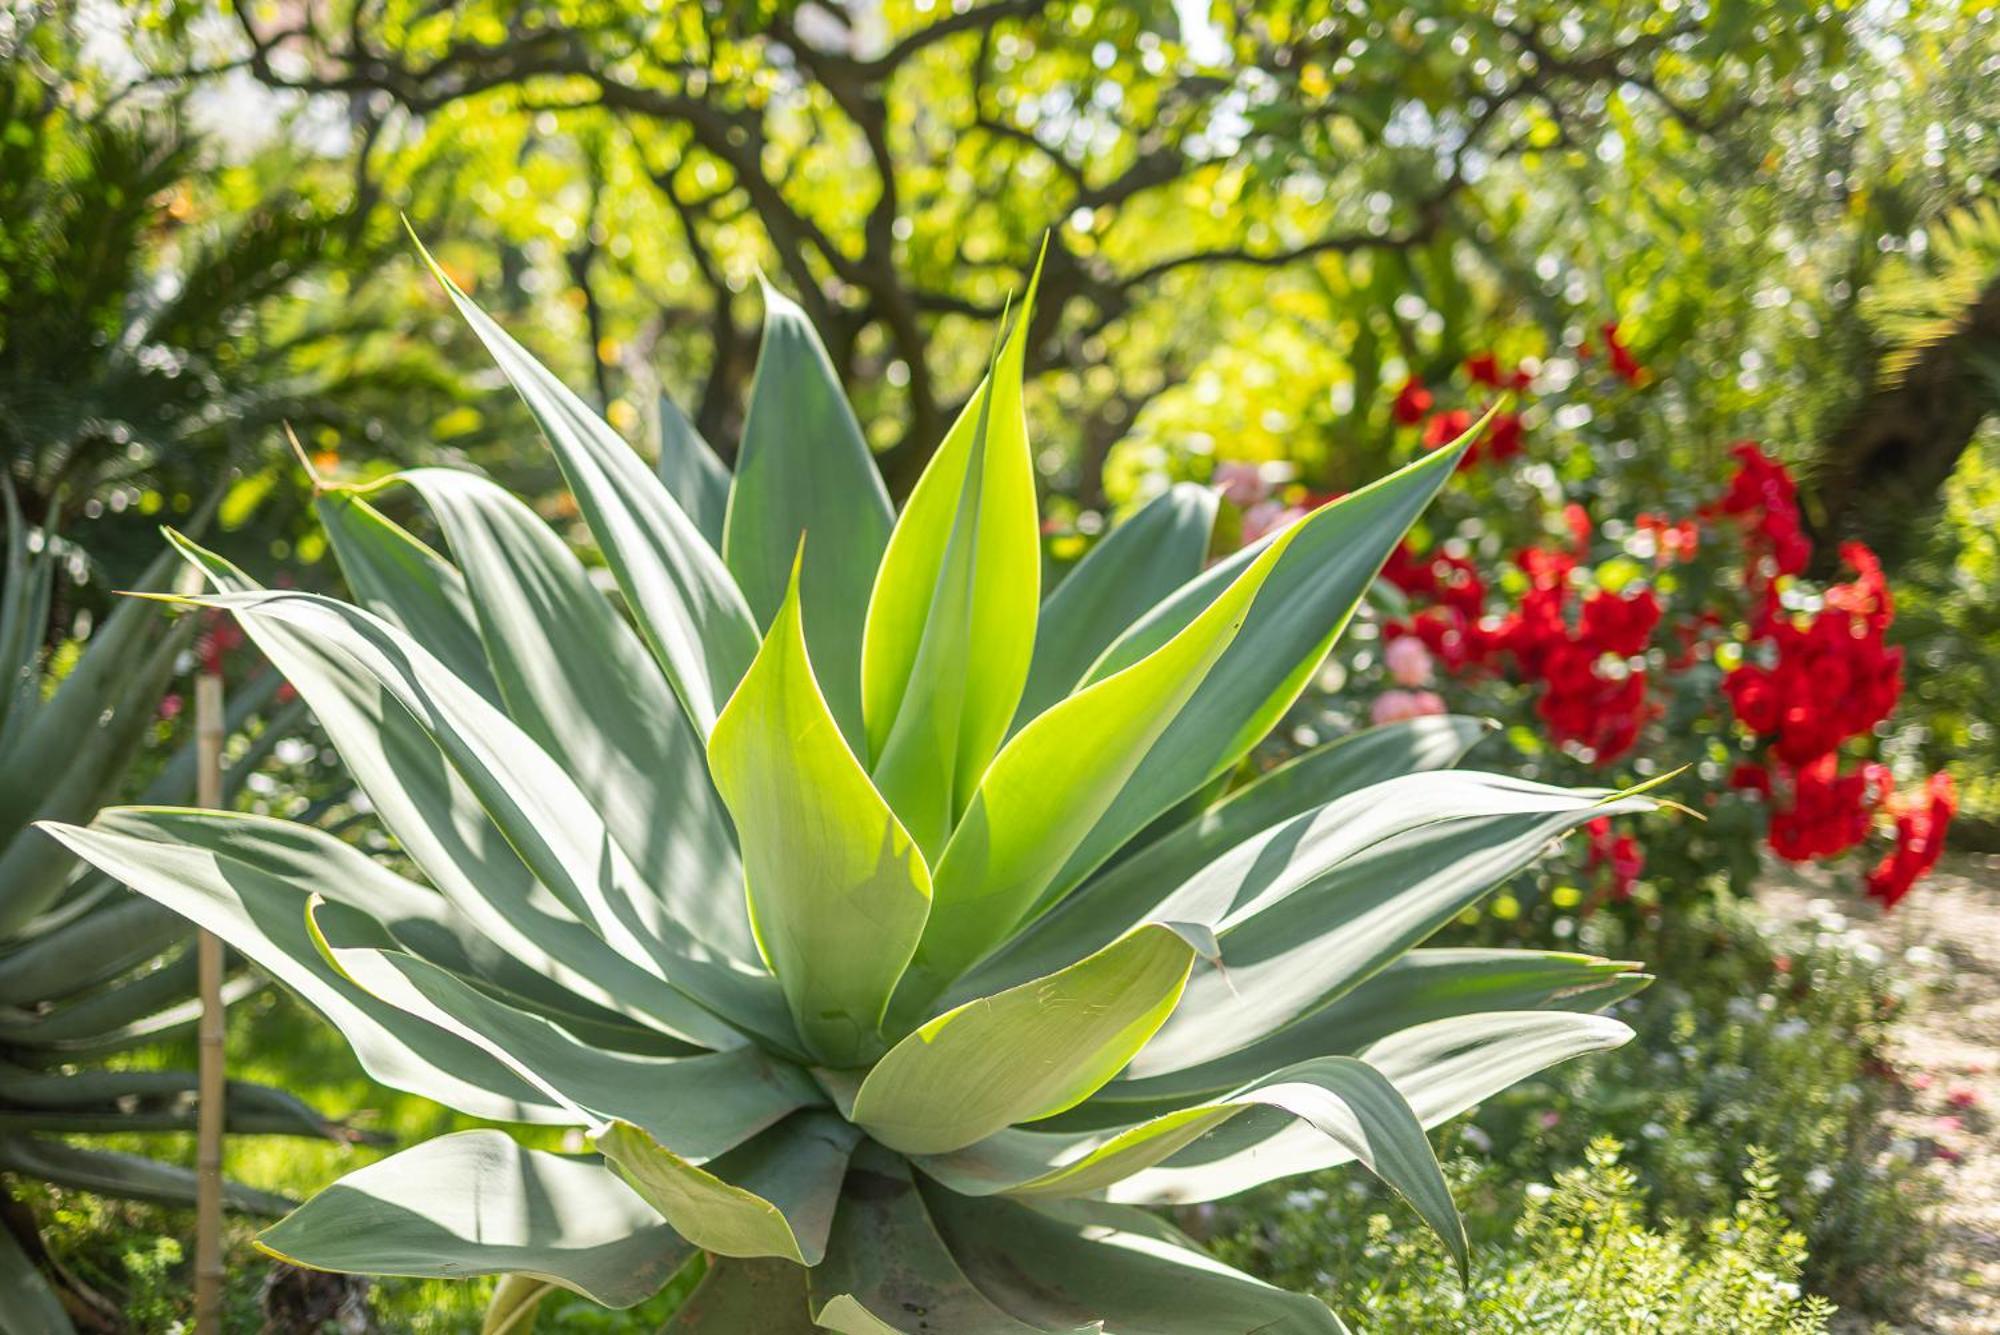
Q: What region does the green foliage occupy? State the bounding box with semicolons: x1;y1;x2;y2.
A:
1897;424;2000;840
1214;1140;1837;1333
43;246;1662;1330
1505;900;1943;1314
0;495;350;1327
1212;899;1939;1324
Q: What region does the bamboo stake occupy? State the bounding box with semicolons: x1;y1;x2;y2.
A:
194;671;226;1333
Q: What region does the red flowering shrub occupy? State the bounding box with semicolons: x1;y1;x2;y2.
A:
1212;340;1953;915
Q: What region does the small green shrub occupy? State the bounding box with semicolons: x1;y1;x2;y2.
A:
1215;1139;1837;1333
1498;899;1943;1313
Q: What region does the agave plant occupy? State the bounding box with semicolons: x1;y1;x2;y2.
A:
48;241;1655;1333
0;487;351;1330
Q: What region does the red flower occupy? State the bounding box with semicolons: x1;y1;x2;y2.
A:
1392;376;1433;425
1635;512;1699;564
1767;755;1884;862
1586;816;1645;900
1866;772;1956;908
1423;409;1473;449
1485;411;1525;462
1562;503;1592;552
1602;322;1645;385
1465;351;1534;390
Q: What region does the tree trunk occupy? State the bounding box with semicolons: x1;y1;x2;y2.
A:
1807;278;2000;572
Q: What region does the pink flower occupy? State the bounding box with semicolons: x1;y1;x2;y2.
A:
1384;634;1435;687
1946;1086;1980;1110
1213;461;1268;508
1242;501;1306;545
1370;689;1447;726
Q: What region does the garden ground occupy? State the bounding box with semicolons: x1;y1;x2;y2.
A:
1764;853;2000;1335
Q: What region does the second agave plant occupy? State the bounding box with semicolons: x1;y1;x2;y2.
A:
48;241;1656;1332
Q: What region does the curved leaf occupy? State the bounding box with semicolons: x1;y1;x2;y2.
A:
40;811;564;1124
315;490;499;705
179;588;789;1052
1109;1011;1633;1203
861;272;1040;854
853;924;1201;1156
1129;781;1654;1077
414;232;758;735
316;914;817;1161
709;555;931;1066
726;280;893;747
810;1142;1061;1335
1082;948;1646;1117
902;516;1303;1000
963;715;1487;997
920;1184;1349;1333
256;1131;693;1308
655;394;731;550
1043;429;1482;908
163;530;731;1048
915;1055;1466;1276
598;1111;860;1266
1013;481;1218;730
391;467;750;963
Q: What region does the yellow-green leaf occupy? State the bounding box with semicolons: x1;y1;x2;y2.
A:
708;554;931;1067
860;264;1042;858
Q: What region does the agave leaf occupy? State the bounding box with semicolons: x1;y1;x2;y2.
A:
709;555;931;1066
599;1110;860;1268
162;531;736;1049
1128;783;1655;1077
389;467;750;963
861;271;1040;855
0;949;231;1055
903;515;1304;999
316;490;500;705
726;280;894;749
964;715;1488;996
663;1257;818;1332
315;909;817;1160
914;1054;1467;1277
1042;431;1481;908
0;896;184;1008
1110;1011;1633;1203
655;394;732;550
1079;948;1647;1118
919;1184;1349;1333
0;567;190;936
0;1210;72;1335
0;1136;291;1215
256;1131;694;1308
1013;481;1218;730
0;1065;343;1140
0;538;179;842
482;1274;553;1335
169;588;793;1052
810;1142;1064;1335
39;812;567;1122
413;233;758;735
852;924;1202;1156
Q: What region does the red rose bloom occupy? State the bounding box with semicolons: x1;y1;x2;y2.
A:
1392;376;1433;425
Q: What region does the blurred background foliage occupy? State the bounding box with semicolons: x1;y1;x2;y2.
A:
7;0;1992;689
1;0;1997;1328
